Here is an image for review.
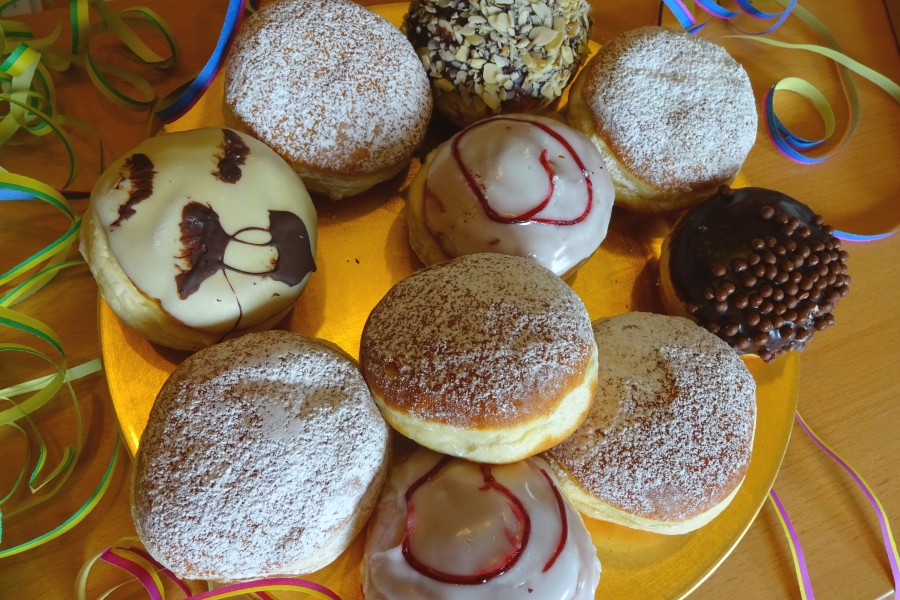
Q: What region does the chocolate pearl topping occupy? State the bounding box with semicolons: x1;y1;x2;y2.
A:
667;186;850;361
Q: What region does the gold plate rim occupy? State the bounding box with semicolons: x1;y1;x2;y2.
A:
99;3;800;598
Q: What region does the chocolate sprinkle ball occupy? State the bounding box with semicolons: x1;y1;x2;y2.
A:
662;186;850;362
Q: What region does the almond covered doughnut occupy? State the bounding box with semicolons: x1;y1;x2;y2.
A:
359;253;598;464
132;331;392;580
407;114;614;279
567;26;757;212
225;0;432;199
80;127;316;350
546;312;756;534
364;448;601;599
404;0;592;127
660;185;851;362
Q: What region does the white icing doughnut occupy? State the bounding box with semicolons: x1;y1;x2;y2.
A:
132;331;392;580
364;448;601;599
81;127;317;350
407;114;614;278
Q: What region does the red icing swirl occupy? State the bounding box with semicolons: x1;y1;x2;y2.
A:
401;455;569;585
451;116;594;226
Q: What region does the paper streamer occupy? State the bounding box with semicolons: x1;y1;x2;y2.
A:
768;489;816;600
153;0;259;123
768;413;900;599
658;0;899;241
76;540;342;600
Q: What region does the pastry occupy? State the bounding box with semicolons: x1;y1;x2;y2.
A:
659;185;851;362
132;331;392;580
406;113;615;279
363;448;601;599
546;312;757;534
225;0;432;199
404;0;592;127
359;253;598;464
566;26;757;212
80;127;317;350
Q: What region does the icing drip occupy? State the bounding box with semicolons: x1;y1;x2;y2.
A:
214;129;250;183
111;153;156;227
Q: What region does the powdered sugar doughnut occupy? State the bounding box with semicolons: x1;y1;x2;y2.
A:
364;448;601;599
545;312;756;534
132;331;392;580
225;0;432;199
406;114;614;279
80;127;316;350
566;26;757;212
359;253;598;464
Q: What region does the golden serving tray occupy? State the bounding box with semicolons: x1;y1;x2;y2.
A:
99;3;799;598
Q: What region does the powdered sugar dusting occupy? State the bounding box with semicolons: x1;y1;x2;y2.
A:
225;0;432;175
359;253;594;427
583;26;757;191
133;331;390;580
548;312;756;521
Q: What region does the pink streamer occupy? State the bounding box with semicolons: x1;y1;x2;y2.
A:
99;548;164;600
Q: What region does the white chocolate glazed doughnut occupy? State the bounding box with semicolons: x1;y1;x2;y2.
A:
132;331;392;581
407;114;614;279
81;127;317;350
364;448;601;599
545;312;757;534
359;253;598;464
225;0;432;200
566;26;758;213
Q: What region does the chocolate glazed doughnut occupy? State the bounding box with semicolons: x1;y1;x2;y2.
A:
660;186;850;361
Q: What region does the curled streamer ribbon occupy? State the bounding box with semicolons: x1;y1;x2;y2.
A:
768;412;900;600
659;0;899;241
76;540;342;600
0;172;112;556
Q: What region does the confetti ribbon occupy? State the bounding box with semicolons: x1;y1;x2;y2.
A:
154;0;259;123
769;412;900;599
76;540;342;600
0;170;114;556
659;0;899;241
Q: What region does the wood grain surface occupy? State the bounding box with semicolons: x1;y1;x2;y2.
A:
0;1;897;598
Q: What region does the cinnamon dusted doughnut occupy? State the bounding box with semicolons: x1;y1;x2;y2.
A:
566;26;757;212
359;253;598;464
546;312;756;534
660;185;851;362
404;0;592;127
80;127;317;350
364;448;601;599
225;0;432;199
407;114;615;279
132;331;391;580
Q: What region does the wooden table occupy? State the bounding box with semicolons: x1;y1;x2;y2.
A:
1;0;897;597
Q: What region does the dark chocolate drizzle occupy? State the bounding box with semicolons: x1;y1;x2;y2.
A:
213;129;250;184
111;153;156;227
667;186;850;361
175;202;316;300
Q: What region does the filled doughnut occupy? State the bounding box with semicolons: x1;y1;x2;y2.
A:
359;253;598;464
363;448;601;599
566;26;757;212
132;331;392;581
546;312;756;534
659;185;851;362
404;0;592;127
406;114;615;279
225;0;432;199
80;127;317;350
